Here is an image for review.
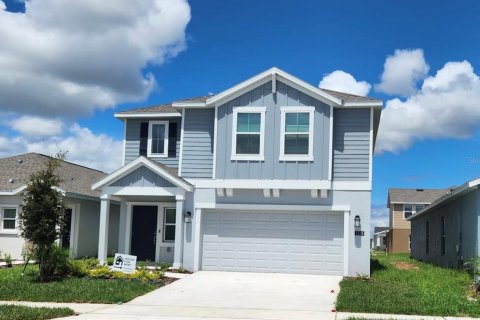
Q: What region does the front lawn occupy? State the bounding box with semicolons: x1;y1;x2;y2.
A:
336;253;480;317
0;305;74;320
0;265;160;303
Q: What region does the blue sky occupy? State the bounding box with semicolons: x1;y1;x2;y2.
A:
1;0;480;228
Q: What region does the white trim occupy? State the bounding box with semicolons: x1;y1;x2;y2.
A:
272;73;276;93
195;203;351;212
320;189;328;199
147;120;169;158
171;102;207;107
189;179;372;191
114;112;182;119
225;188;234;197
102;186;183;197
403;203;426;220
0;205;20;234
272;189;280;198
231;106;266;161
343;210;350;276
263;189;271;197
343;101;383;107
0;185;27;196
69;203;80;258
328;104;333;180
205;67;343;107
389;201;432;205
178;108;185;176
125;203;132;254
212;105;218;179
216;188;225;197
92;156;193;192
122;119;127;166
311;189;319;198
279;106;314;161
193;208;202;272
369;107;373;181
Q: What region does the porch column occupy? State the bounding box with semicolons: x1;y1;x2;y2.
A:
117;200;127;254
98;196;110;265
173;195;185;268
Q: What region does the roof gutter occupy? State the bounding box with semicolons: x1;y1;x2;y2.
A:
114;112;182;119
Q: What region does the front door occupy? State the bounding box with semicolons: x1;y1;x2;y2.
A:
61;208;72;250
131;205;158;261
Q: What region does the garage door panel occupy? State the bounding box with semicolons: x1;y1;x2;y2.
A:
202;210;344;275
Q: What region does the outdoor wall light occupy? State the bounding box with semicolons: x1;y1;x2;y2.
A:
354;215;361;228
184;211;192;223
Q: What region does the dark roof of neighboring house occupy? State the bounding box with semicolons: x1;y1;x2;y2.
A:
116;89;380;115
374;227;389;234
0;153;106;198
320;88;381;104
387;188;450;207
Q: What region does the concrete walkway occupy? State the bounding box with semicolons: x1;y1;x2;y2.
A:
0;301;111;314
336;312;478;320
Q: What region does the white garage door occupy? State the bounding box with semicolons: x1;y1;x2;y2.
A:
201;210;344;275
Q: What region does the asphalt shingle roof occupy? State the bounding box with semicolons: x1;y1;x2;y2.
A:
320;88;381;103
374;227;389;233
388;188;450;206
0;153;106;198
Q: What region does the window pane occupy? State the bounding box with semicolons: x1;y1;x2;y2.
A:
285;113;309;132
284;134;309;155
151;124;165;154
415;205;424;212
404;205;412;212
3;220;15;229
3;209;16;219
404;211;413;219
164;225;175;241
165;209;176;224
237;113;260;133
236;134;260;154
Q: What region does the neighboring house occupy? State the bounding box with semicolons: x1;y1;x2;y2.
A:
372;226;388;250
92;67;383;276
0;153;119;259
408;179;478;268
386;188;448;253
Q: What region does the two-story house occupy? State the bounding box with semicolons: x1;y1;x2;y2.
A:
386;188;448;253
92;68;383;276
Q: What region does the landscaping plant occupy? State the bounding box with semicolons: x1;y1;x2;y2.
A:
18;152;68;281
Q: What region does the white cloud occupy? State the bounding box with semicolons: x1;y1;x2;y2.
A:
0;123;122;172
375;49;429;96
0;0;191;117
319;70;371;96
10;116;63;137
370;205;389;235
376;60;480;153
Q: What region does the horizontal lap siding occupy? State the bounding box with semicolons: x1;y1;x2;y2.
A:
216;81;330;180
181;109;214;178
333;109;370;181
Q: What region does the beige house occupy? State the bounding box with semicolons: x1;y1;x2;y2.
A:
387;188;448;253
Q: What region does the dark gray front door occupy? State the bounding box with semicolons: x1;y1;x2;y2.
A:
131;206;157;261
61;208;72;250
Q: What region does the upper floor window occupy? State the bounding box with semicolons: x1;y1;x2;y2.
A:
1;207;17;232
280;106;314;161
148;121;169;157
231;107;265;161
403;204;425;219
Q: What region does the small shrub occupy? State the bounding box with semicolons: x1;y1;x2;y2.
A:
4;254;12;268
87;266;164;283
156;262;171;271
88;266;111;279
68;258;99;276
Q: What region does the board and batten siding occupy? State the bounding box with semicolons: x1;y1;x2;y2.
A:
180;109;215;178
332;108;371;181
124;118;181;167
215;81;330;180
111;166;176;188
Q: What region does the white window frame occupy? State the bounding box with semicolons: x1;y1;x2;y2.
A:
403;204;425;219
231;106;266;161
0;205;19;234
147;121;169;158
279;106;315;161
163;207;176;243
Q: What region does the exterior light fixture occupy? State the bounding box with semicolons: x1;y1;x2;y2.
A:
184;211;192;223
354;215;361;228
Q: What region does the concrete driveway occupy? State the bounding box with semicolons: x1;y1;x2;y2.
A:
66;271;342;320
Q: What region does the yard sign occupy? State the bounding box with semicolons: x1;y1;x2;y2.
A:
111;253;137;273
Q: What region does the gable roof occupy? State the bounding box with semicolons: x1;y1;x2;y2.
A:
92;156;193;192
114;67;383;118
374;226;389;234
387;188;449;207
0;153;106;198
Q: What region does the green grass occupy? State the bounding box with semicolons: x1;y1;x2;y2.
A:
0;305;74;320
0;266;160;304
336;253;480;317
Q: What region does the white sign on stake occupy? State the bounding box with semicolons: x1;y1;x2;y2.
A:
111;253;137;273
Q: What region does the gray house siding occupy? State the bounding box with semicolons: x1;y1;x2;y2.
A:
181;109;215;178
333;108;371;181
124;117;181;167
215;81;330;180
410;189;479;268
111;166;175;188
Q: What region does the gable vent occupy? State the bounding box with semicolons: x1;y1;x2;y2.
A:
416;189;424;192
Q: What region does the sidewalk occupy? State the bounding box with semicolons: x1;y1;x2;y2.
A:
337;312;478;320
0;301;111;314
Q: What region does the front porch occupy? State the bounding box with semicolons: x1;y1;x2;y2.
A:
92;157;193;267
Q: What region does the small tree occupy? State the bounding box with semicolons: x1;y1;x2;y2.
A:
19;152;67;281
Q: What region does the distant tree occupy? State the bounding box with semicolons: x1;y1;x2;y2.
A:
19;152;67;281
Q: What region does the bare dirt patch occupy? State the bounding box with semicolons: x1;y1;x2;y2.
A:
392;261;419;271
